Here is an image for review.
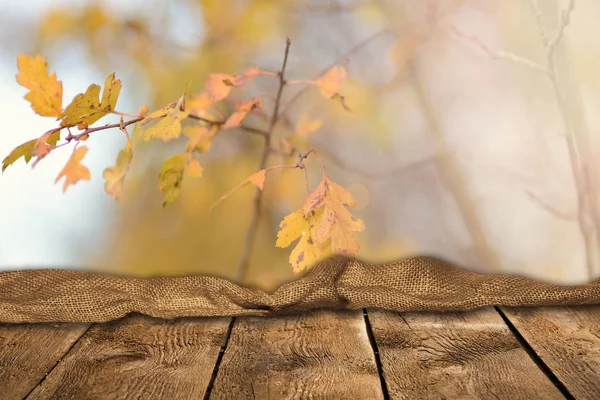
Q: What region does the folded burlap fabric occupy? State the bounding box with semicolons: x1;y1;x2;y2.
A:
0;255;598;323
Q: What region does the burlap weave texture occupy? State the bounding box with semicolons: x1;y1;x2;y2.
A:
0;256;598;323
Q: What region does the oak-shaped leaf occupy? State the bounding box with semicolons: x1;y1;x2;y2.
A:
275;208;333;274
61;73;122;126
303;175;365;255
2;130;60;172
55;146;91;192
314;65;347;99
103;148;133;200
16;54;63;118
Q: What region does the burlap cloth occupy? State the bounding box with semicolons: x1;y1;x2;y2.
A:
0;255;599;323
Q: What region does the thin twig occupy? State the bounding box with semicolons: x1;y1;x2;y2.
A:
451;25;548;75
526;0;599;280
525;190;576;221
65;116;144;142
278;29;391;116
316;144;435;181
235;38;292;284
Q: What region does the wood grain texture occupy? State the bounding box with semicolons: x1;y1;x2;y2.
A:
0;322;90;400
26;313;231;400
368;307;563;399
209;309;383;399
501;305;600;399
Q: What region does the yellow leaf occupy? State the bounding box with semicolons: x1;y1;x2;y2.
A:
316;179;365;254
16;54;63;118
61;73;121;126
55;146;91;192
100;73;122;113
314;65;347;99
186;91;213;111
184;124;219;154
157;153;187;206
275;208;332;274
295;112;323;136
302;175;365;255
2;130;60;172
186;157;203;178
103;148;133;200
142;109;190;142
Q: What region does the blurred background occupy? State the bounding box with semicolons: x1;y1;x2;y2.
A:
1;0;599;290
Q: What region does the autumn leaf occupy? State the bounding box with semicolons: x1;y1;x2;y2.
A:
16;54;63;118
186;157;203;178
303;175;365;254
100;73;122;113
157;154;186;206
61;73;122;126
314;65;347;99
205;73;239;102
209;169;268;215
275;208;332;274
204;66;271;102
186;91;213;111
103;148;133;200
184;124;219;154
295;112;323;136
141;101;190;142
2;130;60;172
223;96;263;129
31;130;63;167
157;153;201;206
55;146;91;192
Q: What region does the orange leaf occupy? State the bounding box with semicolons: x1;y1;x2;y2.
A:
55;146;91;192
31;130;58;167
205;73;238;101
103;148;133;200
209;169;268;215
314;65;347;99
301;175;364;255
223;97;263;129
138;104;149;116
248;169;267;190
16;54;63;118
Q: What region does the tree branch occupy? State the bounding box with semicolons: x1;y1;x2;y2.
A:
235;38;291;284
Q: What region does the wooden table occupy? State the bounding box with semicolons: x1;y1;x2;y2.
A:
1;305;599;399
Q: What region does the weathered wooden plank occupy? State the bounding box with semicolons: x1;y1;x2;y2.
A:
26;313;231;399
367;307;563;399
501;305;600;399
0;322;90;400
208;309;384;399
